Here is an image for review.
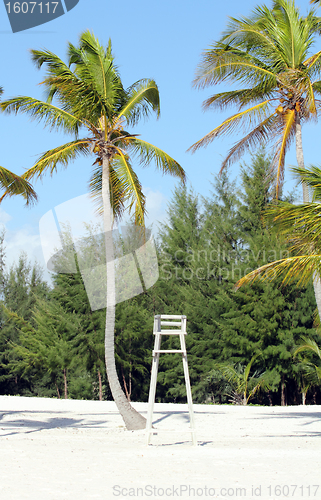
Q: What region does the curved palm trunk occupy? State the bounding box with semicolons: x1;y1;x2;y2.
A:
295;118;321;321
102;155;146;430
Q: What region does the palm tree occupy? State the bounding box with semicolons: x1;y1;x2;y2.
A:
190;0;321;199
294;336;321;388
189;0;321;315
0;31;185;430
218;355;269;405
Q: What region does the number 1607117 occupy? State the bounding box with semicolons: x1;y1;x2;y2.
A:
5;2;59;14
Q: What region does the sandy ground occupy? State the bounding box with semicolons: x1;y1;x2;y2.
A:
0;396;320;500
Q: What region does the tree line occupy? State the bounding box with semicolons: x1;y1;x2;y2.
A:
0;151;320;405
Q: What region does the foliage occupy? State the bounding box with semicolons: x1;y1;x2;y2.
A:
236;166;321;290
0;249;51;396
0;152;319;405
190;0;321;197
0;31;185;224
293;335;321;387
217;355;269;405
146;150;318;405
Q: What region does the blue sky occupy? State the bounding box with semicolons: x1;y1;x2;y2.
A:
0;0;320;280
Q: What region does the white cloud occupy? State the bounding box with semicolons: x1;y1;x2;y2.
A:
0;208;12;225
53;193;103;238
143;187;168;232
2;224;53;284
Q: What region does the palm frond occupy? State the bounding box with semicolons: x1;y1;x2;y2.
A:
189;100;272;153
31;32;125;128
21;140;91;182
88;161;126;221
0;167;37;206
244;354;259;381
312;80;321;95
297;360;321;384
294;336;321;359
0;97;82;134
32;48;120;127
194;46;278;90
272;109;296;198
30;48;80;104
117;79;160;126
219;111;279;172
276;1;321;58
111;150;146;226
129;138;186;182
191;0;321;189
220;13;288;68
264;199;321;249
303;76;317;115
68;31;125;123
235;254;321;289
203;88;275;111
304;50;321;73
290;165;321;201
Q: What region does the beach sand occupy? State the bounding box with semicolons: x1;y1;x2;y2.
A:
0;396;320;499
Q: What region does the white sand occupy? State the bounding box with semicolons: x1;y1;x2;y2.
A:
0;396;320;500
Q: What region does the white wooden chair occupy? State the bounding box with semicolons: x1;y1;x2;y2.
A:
146;314;196;445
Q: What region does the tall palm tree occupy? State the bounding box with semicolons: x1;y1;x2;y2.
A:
189;0;321;315
0;31;185;430
190;0;321;199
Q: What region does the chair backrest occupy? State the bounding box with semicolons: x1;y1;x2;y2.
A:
153;315;187;335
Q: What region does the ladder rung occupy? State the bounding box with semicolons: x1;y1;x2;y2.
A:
154;329;186;334
159;315;186;319
160;321;182;326
153;349;186;354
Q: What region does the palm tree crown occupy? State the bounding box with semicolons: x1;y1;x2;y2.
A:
190;0;321;197
1;31;185;222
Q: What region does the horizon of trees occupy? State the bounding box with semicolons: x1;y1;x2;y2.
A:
0;150;320;406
